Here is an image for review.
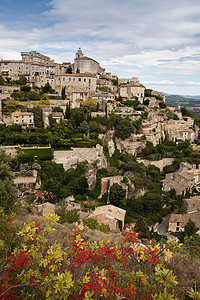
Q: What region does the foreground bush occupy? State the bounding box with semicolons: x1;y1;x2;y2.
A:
0;213;198;299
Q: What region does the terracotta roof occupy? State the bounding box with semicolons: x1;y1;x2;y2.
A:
184;196;200;205
178;172;194;181
163;180;186;194
55;73;96;78
75;56;99;64
89;204;126;222
52;112;64;117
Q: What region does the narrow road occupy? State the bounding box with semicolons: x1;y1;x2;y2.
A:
156;215;171;235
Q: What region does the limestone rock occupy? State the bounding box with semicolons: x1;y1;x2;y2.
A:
85;164;97;190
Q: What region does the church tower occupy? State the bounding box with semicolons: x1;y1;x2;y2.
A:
75;47;84;59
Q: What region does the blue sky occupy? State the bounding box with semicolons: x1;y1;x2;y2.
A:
1;0;200;95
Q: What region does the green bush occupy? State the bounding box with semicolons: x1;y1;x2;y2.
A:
57;208;80;224
82;218;110;233
82;218;99;229
98;224;110;233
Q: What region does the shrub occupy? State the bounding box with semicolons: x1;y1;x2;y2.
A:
82;218;99;229
0;218;184;299
57;208;80;224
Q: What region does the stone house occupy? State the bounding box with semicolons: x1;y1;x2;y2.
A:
14;170;41;196
168;212;200;234
162;169;200;195
88;204;126;230
119;79;145;103
12;111;34;128
168;196;200;234
51;111;64;124
184;196;200;213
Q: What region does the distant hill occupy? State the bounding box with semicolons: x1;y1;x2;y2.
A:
165;94;200;107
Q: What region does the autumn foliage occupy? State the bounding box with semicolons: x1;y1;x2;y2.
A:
0;212;194;300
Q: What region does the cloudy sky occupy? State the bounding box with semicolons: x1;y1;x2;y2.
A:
1;0;200;95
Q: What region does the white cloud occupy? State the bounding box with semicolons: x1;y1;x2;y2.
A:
0;0;200;94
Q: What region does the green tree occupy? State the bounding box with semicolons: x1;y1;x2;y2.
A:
41;83;52;93
66;66;72;74
79;120;90;134
20;85;31;92
31;106;44;128
17;76;27;85
184;218;198;238
61;87;66;100
0;150;17;212
109;183;126;208
134;217;151;240
55;119;69;139
0;75;5;85
65;102;71;119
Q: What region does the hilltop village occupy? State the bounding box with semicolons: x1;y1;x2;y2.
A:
1;48;200;236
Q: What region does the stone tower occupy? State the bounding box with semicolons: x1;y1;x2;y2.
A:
75;48;84;59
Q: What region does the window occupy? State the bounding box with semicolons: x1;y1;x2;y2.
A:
79;78;81;81
63;78;65;81
84;78;86;82
69;78;71;81
73;78;75;81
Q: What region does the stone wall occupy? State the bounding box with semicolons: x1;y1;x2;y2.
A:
93;214;118;231
138;158;174;171
0;146;18;157
0;85;20;100
53;144;107;170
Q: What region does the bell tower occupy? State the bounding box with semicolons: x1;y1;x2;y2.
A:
75;47;84;59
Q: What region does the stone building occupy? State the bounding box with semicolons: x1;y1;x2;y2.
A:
168;212;200;233
88;204;126;230
51;111;64;124
184;196;200;213
12;111;34;128
168;196;200;234
162;168;200;195
0;51;69;86
119;79;145;103
54;73;97;95
73;48;104;75
14;170;41;196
